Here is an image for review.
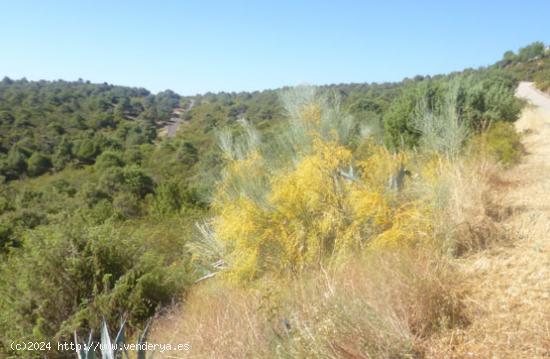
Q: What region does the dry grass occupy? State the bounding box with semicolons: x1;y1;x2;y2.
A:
149;283;273;358
423;156;510;257
426;107;550;358
150;248;466;358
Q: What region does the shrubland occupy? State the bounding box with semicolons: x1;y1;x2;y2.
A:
151;79;520;357
0;78;180;181
0;43;544;357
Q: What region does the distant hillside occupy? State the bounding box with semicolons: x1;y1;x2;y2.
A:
0;78;180;180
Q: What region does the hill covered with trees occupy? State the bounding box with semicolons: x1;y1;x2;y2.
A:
0;78;180;180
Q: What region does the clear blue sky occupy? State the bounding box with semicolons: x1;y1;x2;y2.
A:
1;0;548;95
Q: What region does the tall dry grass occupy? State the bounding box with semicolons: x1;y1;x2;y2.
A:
435;158;509;256
150;248;466;358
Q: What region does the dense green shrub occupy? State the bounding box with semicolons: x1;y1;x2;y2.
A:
113;192;141;218
94;150;125;170
74;139;100;163
27;153;52;177
0;220;191;356
0;222;14;249
383;72;521;149
1;147;28;179
483;122;523;166
121;166;154;198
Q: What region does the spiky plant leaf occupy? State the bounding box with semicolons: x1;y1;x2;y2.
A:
137;321;153;359
113;319;129;359
100;320;114;359
74;330;96;359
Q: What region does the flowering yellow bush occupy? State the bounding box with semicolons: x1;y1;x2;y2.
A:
209;96;435;282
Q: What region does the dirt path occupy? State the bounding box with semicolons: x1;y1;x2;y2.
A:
516;82;550;116
438;82;550;357
159;99;195;138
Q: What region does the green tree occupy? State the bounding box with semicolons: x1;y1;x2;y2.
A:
5;147;28;179
75;139;99;164
499;50;517;67
52;138;73;171
383;82;442;148
518;42;545;62
95;151;125;170
122;166;154;198
27;153;52;177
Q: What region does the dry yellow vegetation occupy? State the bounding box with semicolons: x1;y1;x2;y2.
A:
426;102;550;358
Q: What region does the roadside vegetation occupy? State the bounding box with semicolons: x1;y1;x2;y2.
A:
151;78;524;357
0;42;546;358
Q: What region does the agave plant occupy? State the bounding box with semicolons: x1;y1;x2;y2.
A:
74;319;153;359
99;319;128;359
74;330;95;359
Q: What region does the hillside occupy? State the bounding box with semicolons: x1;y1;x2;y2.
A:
0;42;549;358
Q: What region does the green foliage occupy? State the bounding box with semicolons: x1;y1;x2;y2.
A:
0;42;543;357
383;72;521;149
27;152;52;177
482;122;523;166
534;68;550;92
0;79;179;179
95;151;125;170
383;83;434;148
149;181;183;216
0;219;191;356
414;81;469;157
0;222;14;249
2;147;28;179
120;166;154;198
75;139;100;164
113;192;141;219
518;41;546;62
498;41;547;67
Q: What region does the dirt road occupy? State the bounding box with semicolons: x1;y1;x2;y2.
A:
439;82;550;357
160;99;195;138
516;81;550;116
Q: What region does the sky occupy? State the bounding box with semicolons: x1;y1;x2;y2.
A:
0;0;549;95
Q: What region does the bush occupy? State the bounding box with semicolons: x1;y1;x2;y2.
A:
0;222;14;250
383;83;435;148
113;192;140;219
121;165;154;198
534;69;550;93
0;220;191;356
196;88;433;282
517;41;545;62
148;181;183;216
414;82;469;158
74;139;99;164
27;152;52;177
383;74;521;149
481;122;523;166
4;147;28;179
94;151;125;170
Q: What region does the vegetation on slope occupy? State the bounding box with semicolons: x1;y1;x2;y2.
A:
151;83;513;358
0;42;546;357
0;78;180;180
